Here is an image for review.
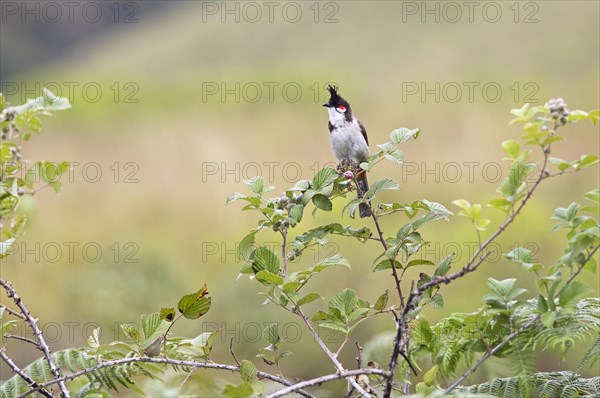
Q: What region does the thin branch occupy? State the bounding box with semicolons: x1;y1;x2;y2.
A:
445;315;540;393
291;302;375;397
229;336;241;366
0;304;27;321
282;229;289;277
0;348;54;398
3;333;40;348
562;244;600;289
384;145;554;397
344;342;364;398
18;357;316;398
175;369;195;397
369;199;405;310
266;368;390;398
0;278;70;397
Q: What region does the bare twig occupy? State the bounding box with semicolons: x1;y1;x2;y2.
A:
282;229;289;277
0;278;70;397
19;356;316;398
229;336;240;366
0;348;54;398
266;368;390;398
175;369;195;397
445;315;540;393
291;301;376;397
561;244;600;289
0;304;27;321
3;333;40;348
383;144;554;397
344;342;364;398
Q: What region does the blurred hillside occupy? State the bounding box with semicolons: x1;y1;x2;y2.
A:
1;1;599;394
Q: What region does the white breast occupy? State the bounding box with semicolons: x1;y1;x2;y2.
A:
329;119;369;163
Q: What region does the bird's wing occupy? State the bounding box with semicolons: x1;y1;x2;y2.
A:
358;119;369;145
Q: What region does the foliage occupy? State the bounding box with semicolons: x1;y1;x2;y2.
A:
0;92;598;397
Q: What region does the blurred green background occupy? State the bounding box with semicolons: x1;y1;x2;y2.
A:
1;0;598;395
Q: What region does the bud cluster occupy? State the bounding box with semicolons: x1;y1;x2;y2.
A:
547;97;569;125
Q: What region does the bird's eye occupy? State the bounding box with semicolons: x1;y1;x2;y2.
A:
337;105;346;112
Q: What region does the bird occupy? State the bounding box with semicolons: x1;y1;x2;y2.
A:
322;85;371;218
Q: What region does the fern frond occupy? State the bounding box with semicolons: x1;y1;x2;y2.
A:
0;347;161;398
457;371;600;398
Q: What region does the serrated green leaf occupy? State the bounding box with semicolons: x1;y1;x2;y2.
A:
312;167;338;189
263;323;280;345
389;127;420;144
372;258;402;272
244;176;265;195
434;254;453;276
251;246;281;274
296;292;322;306
312;194;333;211
240;360;258;383
226;192;247;204
255;270;283;285
330;288;357;316
178;286;212;319
365;178;399;199
160;307;176;322
121;323;140;344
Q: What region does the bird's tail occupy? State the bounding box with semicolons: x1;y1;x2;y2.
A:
356;171;371;218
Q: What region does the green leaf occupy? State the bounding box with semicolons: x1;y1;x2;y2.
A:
488;197;511;212
226;192;247;204
373;290;389;311
312;194;333;211
501;140;521;159
330;288;357;316
423;364;439;386
160;307;176;322
223;383;254;397
121;323;140;344
238;231;257;264
312;167;338;189
255;270;283;286
263;323;280;345
389;127;420;144
412;200;453;230
177;286;212;319
406;259;434;268
548;157;572;172
244;176;266;195
296;292;322;306
364;178;399;199
251;246;281;274
434;254;453;276
312;254;351;271
372;258;402;272
0;238;15;257
42;88;71;110
425;293;444;309
289;204;304;222
239;360;258;383
540;312;556;328
498;161;526;202
575;154;599;170
559;281;594;308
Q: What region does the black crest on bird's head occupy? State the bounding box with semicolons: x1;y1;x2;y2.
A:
324;85;351;112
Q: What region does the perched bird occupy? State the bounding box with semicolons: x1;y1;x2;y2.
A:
323;85;371;218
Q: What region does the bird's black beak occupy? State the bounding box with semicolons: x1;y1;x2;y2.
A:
322;103;332;107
